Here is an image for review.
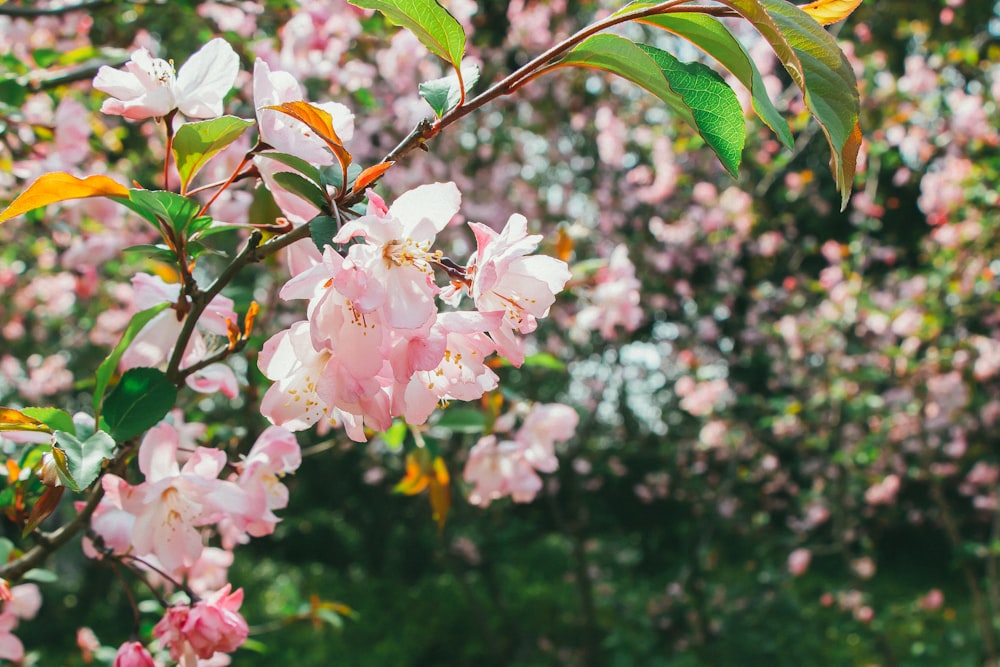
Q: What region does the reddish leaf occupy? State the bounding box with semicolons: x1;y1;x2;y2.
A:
264;101;353;169
0;173;128;224
23;486;65;537
353;161;395;192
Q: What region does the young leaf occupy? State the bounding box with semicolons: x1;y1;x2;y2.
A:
798;0;864;25
102;367;177;441
172;115;254;194
263;102;353;172
715;0;860;208
635;12;793;148
559;34;745;177
418;64;480;117
93;302;172;416
126;190;202;235
273;172;331;212
350;0;466;70
352;162;395;193
0;408;50;434
23;486;65;537
52;430;116;491
0;173;129;224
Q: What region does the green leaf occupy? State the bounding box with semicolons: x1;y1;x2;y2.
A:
248;183;284;228
21;568;59;583
93;303;172;416
52;429;116;491
635;12;793;149
432;408;485;434
715;0;860;208
350;0;466;69
560;34;744;177
418;64;480;117
272;172;330;212
636;44;745;177
380;420;408;451
256;152;325;188
320;162;362;194
125;190;201;235
102;367;177;441
31;48;61;68
20;407;75;435
172;115;254;193
309;214;340;251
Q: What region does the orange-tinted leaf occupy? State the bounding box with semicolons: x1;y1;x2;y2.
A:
429;458;451;531
798;0;864;25
555;227;574;262
395;451;430;495
835;120;863;211
265;102;353;165
353;162;395;192
22;486;65;537
0;407;51;434
0;173;128;224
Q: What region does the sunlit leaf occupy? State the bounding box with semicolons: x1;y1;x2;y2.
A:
418;64;480;117
20;408;74;435
432;407;485;434
102;367;177;441
352;162;395;193
172;115;254;194
635;12;793;148
52;430;116;491
715;0;860;208
394;449;451;530
559;34;745;177
264;102;353;176
125;190;201;235
0;408;50;434
350;0;466;69
798;0;864;25
0;173;129;224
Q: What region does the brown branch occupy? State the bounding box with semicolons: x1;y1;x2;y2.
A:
0;443;133;582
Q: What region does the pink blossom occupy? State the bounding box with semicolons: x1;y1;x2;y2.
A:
94;38;239;120
787;548;811;576
920;589;945;611
154;585;248;662
450;214;570;364
332;182;461;330
573;244;643;340
864;474;901;506
0;584;41;662
464;403;577;506
107;423;249;573
77;626;100;663
114;641;156;667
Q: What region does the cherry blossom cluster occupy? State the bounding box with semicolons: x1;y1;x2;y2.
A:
260;184;571;441
464;402;579;506
81;415;300;663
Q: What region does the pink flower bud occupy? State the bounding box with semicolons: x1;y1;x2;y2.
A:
113;641;155;667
